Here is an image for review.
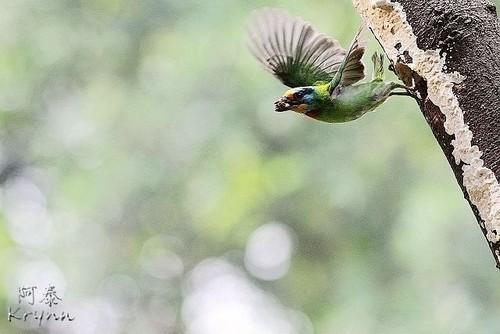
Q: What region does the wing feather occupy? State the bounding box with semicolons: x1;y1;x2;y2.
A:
340;31;366;85
247;8;362;88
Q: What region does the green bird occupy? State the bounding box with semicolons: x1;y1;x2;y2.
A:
247;8;415;123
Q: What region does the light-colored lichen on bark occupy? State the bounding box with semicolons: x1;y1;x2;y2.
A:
371;0;395;10
353;0;500;245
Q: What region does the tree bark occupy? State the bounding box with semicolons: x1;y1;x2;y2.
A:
353;0;500;268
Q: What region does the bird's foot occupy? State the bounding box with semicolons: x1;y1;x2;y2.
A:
390;84;423;108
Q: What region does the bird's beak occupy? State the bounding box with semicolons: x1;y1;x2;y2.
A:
274;96;293;112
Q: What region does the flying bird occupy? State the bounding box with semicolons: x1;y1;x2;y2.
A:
247;8;415;123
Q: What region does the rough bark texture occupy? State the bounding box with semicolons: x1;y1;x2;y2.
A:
354;0;500;268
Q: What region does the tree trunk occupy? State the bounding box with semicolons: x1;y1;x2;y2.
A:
352;0;500;268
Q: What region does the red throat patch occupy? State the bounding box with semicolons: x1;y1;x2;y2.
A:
305;109;320;119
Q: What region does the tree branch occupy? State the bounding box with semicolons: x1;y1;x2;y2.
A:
353;0;500;268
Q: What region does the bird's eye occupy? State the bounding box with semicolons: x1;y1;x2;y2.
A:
295;91;304;99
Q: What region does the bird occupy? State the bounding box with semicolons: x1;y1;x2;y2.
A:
247;8;416;123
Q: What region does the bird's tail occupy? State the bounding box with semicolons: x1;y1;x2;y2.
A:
372;52;384;81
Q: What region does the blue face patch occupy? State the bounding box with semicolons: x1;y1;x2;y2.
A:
295;88;315;110
303;93;314;105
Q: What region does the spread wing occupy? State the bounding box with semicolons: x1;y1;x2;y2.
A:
339;27;366;85
329;26;367;95
247;8;365;88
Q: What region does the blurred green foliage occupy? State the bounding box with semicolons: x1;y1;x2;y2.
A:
1;0;499;333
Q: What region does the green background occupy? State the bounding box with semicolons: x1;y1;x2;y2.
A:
0;0;499;333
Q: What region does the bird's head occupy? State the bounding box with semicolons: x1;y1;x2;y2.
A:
274;87;317;113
